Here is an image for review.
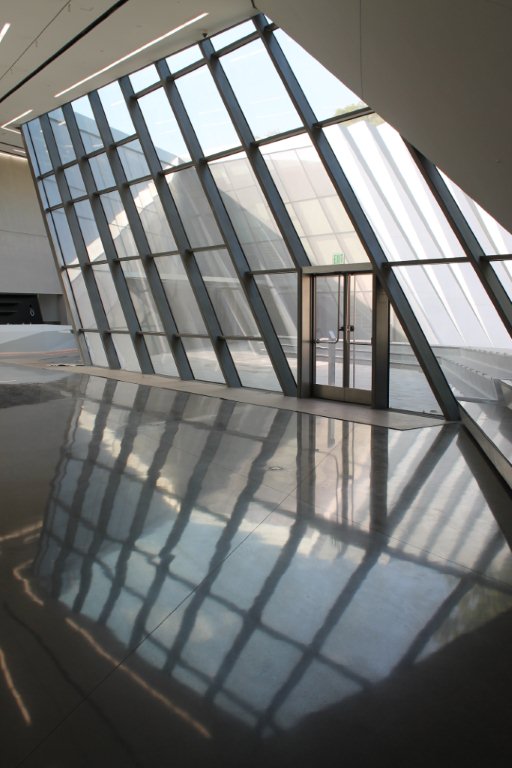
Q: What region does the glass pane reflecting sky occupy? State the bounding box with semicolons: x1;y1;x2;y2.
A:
138;89;191;168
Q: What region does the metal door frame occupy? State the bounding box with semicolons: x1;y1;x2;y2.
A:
299;264;390;408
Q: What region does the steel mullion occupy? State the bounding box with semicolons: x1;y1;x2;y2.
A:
62;103;154;374
39;114;120;368
118;74;241;388
155;58;297;396
87;89;194;380
198;38;309;270
255;15;459;419
406;146;512;337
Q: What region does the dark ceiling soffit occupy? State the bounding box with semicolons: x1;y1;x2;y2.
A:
0;0;130;109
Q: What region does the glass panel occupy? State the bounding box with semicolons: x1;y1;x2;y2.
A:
48;108;76;164
325;117;466;262
166;44;202;72
121;260;163;331
117;139;150;181
211;20;255;50
262;135;367;265
66;267;96;327
210;153;294;269
130;180;177;253
348;273;372;390
41;175;61;207
89;152;115;190
111;333;141;371
195;249;258;336
84;331;108;366
221;40;302;140
129;64;159;92
393;262;512;399
25;120;52;175
388;306;441;415
144;334;178;376
48;209;78;265
138;88;190;169
60;270;81;327
100;192;138;258
97;82;135;142
314;275;341;386
64;165;86;199
154;255;207;334
275;30;366;121
72;96;103;153
182;337;224;382
492;261;512;299
440;171;512;256
254;273;297;378
227;340;281;391
75;200;106;261
176;67;240;156
167;168;222;247
92;263;127;329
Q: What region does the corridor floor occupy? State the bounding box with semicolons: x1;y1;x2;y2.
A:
1;364;512;767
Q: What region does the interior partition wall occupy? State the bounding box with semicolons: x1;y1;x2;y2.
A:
22;15;512;422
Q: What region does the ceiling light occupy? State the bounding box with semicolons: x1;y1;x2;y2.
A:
0;23;11;44
54;12;208;99
1;109;33;133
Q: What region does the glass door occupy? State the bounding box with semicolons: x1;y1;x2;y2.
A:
312;272;373;403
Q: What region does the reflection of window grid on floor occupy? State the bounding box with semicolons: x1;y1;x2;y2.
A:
34;380;512;731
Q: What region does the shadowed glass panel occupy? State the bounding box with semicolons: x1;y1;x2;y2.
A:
144;334;178;376
154;255;207;334
111;333;141;371
75;200;106;261
25;120;52;175
138;89;190;169
71;95;103;152
254;273;297;378
182;337;224;383
48;209;78;265
121;259;163;331
228;340;281;390
89;152;116;190
40;175;61;208
492;261;512;300
130;180;177;253
166;167;223;247
92;263;127;329
84;331;108;366
100;191;138;258
64;165;86;199
262;135;367;265
195;249;259;336
221;39;302;140
98;82;135;142
275;29;366;121
394;262;512;399
176;66;240;155
118;139;150;181
325;117;466;262
66;267;95;327
49;108;76;164
210;153;294;269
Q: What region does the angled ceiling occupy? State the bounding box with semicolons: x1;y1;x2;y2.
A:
0;0;511;234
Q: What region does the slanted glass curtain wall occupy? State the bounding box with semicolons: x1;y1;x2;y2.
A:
23;14;512;416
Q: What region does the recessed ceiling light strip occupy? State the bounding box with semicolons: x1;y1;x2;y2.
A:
0;22;11;44
1;109;33;133
54;12;208;99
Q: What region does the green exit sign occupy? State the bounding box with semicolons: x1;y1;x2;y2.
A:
332;252;345;264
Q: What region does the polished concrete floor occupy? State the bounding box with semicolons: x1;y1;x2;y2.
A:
1;364;512;767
